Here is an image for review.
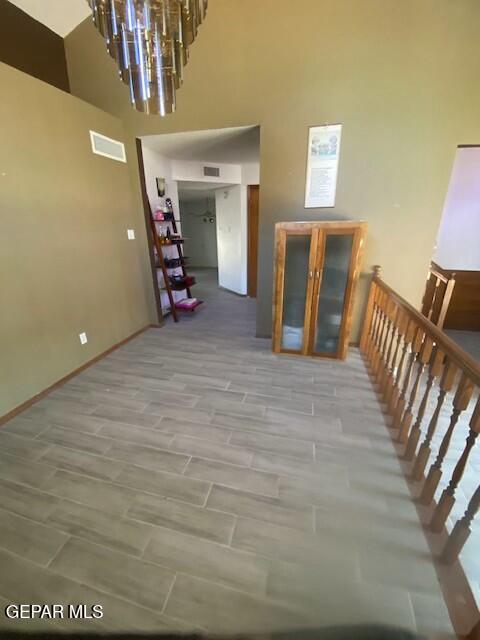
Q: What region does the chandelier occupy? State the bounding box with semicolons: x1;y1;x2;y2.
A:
87;1;208;116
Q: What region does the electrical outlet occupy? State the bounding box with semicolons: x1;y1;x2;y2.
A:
79;332;88;345
127;229;135;240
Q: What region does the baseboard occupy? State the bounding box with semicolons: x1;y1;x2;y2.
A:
0;324;155;426
218;285;247;298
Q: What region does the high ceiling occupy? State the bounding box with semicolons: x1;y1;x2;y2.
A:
142;126;260;165
8;0;90;37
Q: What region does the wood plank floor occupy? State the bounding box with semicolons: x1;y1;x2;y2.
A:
0;269;454;636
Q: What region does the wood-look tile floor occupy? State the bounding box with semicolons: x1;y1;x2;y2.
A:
0;269;454;636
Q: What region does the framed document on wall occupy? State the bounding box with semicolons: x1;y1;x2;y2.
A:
305;124;342;208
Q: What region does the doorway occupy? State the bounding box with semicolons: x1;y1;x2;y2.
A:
136;125;261;324
179;187;218;269
178;185;219;293
247;184;260;298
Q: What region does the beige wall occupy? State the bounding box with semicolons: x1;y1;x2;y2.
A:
0;62;153;417
66;0;480;339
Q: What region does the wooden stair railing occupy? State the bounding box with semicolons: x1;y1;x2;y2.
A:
421;261;456;329
468;619;480;640
360;266;479;634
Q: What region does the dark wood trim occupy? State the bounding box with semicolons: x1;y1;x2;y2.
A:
430;261;453;284
247;185;260;298
458;144;480;149
0;324;156;426
466;619;480;640
135;138;163;324
428;262;480;332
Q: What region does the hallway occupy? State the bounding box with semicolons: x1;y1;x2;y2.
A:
0;271;454;636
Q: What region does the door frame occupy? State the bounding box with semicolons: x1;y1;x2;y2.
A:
135;138;163;325
247;185;260;298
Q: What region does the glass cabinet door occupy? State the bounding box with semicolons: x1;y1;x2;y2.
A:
311;232;354;356
278;231;317;353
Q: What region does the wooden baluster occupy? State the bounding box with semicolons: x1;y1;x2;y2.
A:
420;374;474;505
430;395;480;531
388;318;415;416
404;345;443;461
376;300;395;387
365;295;378;367
366;288;380;366
440;483;480;564
372;291;389;376
360;284;376;356
379;304;398;394
436;273;456;330
392;325;421;430
375;292;391;377
360;266;381;355
411;360;458;481
430;280;447;325
367;286;383;362
398;332;431;444
421;270;437;320
384;310;406;406
375;297;391;383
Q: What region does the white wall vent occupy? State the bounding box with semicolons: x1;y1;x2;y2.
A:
90;131;127;163
204;166;220;177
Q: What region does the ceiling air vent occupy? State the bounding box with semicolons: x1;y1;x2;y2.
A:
204;166;220;177
90;131;127;163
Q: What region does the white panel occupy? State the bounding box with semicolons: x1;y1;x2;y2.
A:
215;185;248;296
434;147;480;270
242;162;260;185
90;131;127;163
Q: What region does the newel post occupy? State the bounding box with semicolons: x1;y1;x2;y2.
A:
467;619;480;640
360;265;382;353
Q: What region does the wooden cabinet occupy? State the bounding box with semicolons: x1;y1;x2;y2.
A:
272;221;367;359
428;262;480;331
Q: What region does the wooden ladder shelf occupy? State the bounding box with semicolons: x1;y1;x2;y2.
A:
150;199;202;323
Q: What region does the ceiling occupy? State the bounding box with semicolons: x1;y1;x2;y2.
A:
142;126;260;165
8;0;91;37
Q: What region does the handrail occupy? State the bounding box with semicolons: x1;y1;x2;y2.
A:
468;619;480;640
360;267;479;637
374;275;480;385
430;261;451;285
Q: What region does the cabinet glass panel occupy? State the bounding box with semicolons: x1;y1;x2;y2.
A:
314;233;354;354
281;235;311;351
